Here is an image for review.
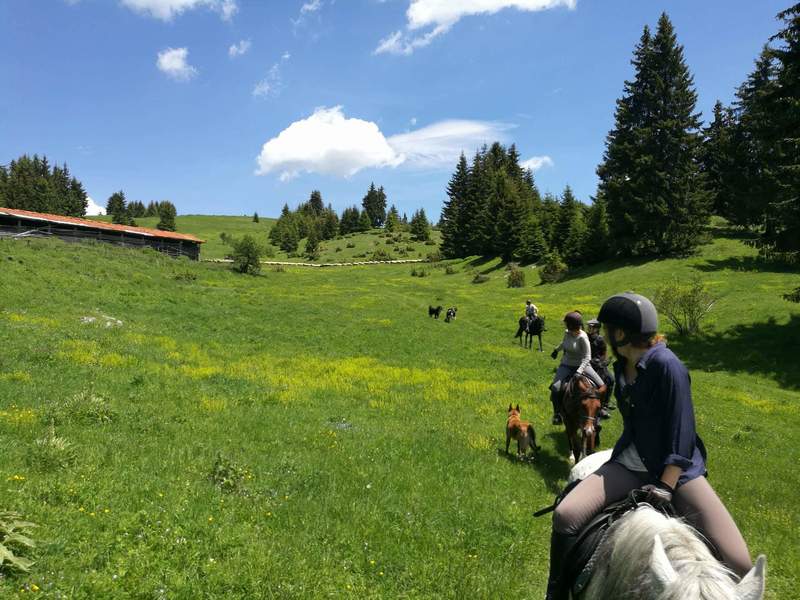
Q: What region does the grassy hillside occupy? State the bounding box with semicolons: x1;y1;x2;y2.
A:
0;231;797;598
90;214;442;263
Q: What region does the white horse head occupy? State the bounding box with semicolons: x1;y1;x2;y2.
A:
568;453;767;600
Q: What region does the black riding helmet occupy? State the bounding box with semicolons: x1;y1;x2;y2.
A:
597;292;659;334
563;311;583;330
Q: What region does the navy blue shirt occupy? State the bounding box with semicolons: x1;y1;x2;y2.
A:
610;342;707;486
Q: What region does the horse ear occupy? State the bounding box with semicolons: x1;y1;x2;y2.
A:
508;403;512;411
650;534;678;587
515;404;520;411
735;555;766;600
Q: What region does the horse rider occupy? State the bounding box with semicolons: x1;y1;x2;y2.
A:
525;299;538;320
587;318;615;419
548;311;606;425
544;293;754;600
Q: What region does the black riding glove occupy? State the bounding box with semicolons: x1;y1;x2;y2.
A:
550;349;559;360
640;480;675;506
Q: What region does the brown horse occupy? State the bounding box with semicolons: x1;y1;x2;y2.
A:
559;374;604;464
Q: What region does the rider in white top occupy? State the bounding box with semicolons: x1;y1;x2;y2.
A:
525;300;538;319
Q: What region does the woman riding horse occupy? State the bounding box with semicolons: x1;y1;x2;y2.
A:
549;312;606;425
544;293;754;600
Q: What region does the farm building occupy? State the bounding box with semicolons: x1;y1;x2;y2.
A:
0;207;205;260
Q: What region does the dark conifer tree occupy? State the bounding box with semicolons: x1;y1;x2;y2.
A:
357;209;372;232
761;3;800;258
598;14;709;256
156;201;177;231
253;212;260;223
440;152;469;258
701;101;738;219
308;190;324;216
385;205;400;232
410;208;431;241
107;191;128;224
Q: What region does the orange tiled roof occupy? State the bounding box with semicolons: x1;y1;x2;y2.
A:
0;207;205;243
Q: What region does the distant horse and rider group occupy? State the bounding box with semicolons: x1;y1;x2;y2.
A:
426;293;767;599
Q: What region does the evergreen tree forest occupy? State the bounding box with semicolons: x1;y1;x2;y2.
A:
441;7;800;266
700;3;800;262
0;154;88;217
439;143;596;265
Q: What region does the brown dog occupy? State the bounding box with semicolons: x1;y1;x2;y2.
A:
505;404;540;457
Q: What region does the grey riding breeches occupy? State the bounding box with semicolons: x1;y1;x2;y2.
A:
552;461;753;577
551;364;606;391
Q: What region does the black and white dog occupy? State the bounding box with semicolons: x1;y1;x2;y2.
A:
445;307;457;323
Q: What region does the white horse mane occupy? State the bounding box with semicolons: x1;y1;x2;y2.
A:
580;506;766;600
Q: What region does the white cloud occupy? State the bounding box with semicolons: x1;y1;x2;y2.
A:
229;39;251;57
85;197;106;216
120;0;237;21
520;155;554;172
157;47;198;81
376;0;576;55
256;106;402;180
255;106;514;180
292;0;324;29
282;51;291;61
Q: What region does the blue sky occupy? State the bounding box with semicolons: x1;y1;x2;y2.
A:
0;0;790;218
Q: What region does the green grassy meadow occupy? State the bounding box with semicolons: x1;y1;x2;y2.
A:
0;230;798;598
89;215;442;263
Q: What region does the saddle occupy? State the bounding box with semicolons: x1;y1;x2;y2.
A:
535;487;675;596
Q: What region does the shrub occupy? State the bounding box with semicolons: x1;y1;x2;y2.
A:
208;453;253;494
335;246;343;252
0;511;37;573
507;266;525;288
385;238;394;245
426;251;442;263
653;276;717;336
371;248;391;261
784;287;800;303
472;273;490;284
43;392;114;426
29;425;76;470
346;242;356;248
410;268;428;277
406;245;415;253
271;265;286;273
231;235;262;275
539;252;567;283
173;271;197;282
445;265;456;275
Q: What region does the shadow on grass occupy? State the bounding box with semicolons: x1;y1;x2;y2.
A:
669;314;800;390
692;255;799;274
497;429;573;495
465;256;508;275
540;255;661;285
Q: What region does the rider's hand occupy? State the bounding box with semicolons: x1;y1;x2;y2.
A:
640;481;674;506
550;349;559;360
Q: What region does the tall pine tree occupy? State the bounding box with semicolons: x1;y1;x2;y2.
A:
598;14;709;257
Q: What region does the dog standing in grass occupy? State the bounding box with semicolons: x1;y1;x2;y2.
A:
505;404;540;457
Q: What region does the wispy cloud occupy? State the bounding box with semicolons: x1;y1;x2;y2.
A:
255;106;515;180
120;0;238;21
292;0;324;29
376;0;576;55
229;39;251;58
252;52;291;99
156;47;198;81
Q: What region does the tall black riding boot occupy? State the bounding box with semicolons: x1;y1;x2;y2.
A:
545;530;579;600
550;390;562;425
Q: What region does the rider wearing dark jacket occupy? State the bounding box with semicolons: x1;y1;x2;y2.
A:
544;293;753;600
